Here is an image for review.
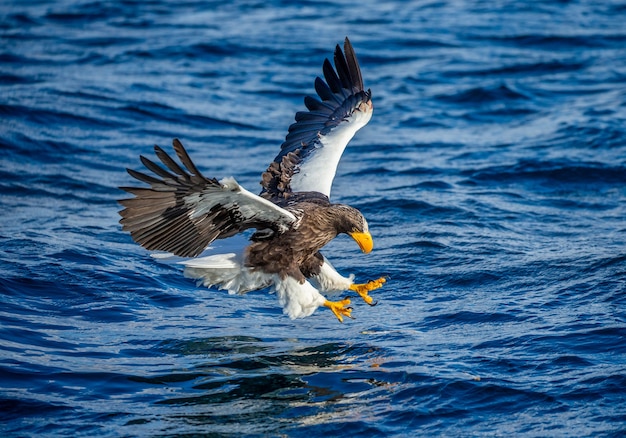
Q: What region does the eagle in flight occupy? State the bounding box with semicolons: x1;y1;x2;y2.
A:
119;38;385;322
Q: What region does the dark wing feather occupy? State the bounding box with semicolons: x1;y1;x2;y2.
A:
154;145;188;178
260;37;373;200
314;77;341;104
342;40;364;91
322;58;346;96
333;46;353;90
119;139;296;258
172;138;205;181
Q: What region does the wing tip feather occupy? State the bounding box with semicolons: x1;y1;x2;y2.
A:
264;37;371;199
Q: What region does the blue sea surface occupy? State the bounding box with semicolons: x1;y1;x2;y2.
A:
1;0;626;436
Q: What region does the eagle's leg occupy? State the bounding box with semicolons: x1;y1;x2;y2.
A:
349;277;386;305
324;298;353;323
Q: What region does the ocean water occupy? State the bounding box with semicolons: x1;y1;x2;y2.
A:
1;0;625;436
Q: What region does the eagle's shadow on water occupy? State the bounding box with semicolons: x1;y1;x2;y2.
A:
127;336;395;430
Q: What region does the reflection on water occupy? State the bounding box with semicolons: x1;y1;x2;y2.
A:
125;336;398;435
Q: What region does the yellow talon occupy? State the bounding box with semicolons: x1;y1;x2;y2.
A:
349;277;387;305
324;298;353;323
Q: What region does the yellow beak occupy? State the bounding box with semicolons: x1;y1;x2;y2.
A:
349;231;374;253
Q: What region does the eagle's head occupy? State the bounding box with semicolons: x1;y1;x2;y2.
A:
332;205;373;253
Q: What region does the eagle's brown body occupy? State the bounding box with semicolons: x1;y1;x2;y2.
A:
246;203;367;282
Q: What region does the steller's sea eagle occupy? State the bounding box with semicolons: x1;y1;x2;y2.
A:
118;38;385;322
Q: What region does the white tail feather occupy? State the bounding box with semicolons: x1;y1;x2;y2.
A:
181;253;272;294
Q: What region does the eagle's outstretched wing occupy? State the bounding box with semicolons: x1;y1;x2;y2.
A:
119;139;297;258
260;37;373;201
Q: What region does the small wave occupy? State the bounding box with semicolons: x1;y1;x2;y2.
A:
464;160;626;186
443;59;586;78
118;103;259;130
1;104;120;133
479;34;626;50
0;398;71;422
422;310;519;325
0;74;41;85
436;84;530;104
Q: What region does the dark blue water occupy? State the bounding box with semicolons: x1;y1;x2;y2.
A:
2;0;625;436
